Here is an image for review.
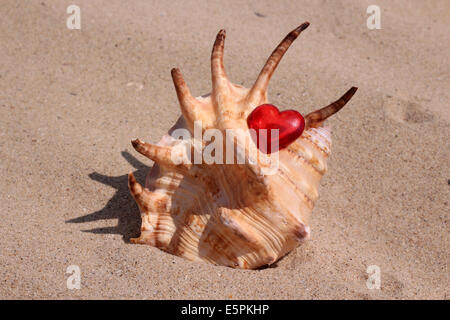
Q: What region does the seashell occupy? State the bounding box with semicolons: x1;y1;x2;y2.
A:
128;22;357;269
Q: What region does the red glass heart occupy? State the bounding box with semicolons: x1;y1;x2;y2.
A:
247;104;305;154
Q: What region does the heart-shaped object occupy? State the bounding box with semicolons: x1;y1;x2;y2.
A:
247;104;305;153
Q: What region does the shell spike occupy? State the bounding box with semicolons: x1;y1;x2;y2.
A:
128;171;143;195
211;29;234;115
211;29;229;91
171;68;198;130
131;139;189;171
128;171;155;210
305;86;358;128
247;22;310;107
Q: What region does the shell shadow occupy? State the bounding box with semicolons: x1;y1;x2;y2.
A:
65;151;148;242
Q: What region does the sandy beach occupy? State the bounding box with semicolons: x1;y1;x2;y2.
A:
0;0;448;299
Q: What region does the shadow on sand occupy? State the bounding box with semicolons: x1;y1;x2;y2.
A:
66;151;148;242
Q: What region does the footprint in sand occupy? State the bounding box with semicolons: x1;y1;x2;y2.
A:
383;96;434;124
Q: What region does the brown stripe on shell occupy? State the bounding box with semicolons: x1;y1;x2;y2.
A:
299;133;330;158
284;147;326;176
275;169;315;209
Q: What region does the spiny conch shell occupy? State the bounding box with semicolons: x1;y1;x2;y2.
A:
128;22;358;269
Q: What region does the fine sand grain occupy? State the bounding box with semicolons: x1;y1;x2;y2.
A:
0;0;448;299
